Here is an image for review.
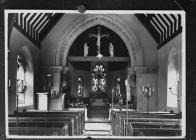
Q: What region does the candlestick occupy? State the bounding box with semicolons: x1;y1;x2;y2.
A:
142;84;155;113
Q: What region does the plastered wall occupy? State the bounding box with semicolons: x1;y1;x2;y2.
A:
158;33;182;112
8;27;40;114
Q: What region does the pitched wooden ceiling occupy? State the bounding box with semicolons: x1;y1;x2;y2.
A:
13;13;63;46
136;14;182;49
13;12;182;49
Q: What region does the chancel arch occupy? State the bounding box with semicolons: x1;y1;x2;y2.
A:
56;15;143;67
65;23;135;117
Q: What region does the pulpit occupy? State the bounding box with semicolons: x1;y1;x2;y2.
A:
36;92;48;110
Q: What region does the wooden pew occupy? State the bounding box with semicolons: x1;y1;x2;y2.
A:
111;111;180;136
122;119;181;136
26;111;85;135
9;117;75;136
9;127;68;136
9;121;69;136
127;124;181;136
111;110;179;133
24;110;85;133
13;111;85;135
115;117;180;136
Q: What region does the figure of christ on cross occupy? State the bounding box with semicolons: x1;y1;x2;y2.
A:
89;26;110;56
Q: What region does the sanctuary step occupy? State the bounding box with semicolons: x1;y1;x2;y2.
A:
83;122;112;136
87;98;109;118
85;122;111;131
87;106;109;118
83;130;112;136
86;117;110;123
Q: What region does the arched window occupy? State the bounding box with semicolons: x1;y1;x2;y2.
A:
16;54;26;105
167;47;179;108
91;64;106;94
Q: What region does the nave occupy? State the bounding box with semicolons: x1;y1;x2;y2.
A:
6;11;185;138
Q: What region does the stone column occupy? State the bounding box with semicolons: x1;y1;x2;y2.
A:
134;67;158;112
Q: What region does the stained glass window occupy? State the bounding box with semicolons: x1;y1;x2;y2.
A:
92;64;106;94
17;55;26;104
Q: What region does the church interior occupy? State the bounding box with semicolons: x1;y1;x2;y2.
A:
6;12;185;138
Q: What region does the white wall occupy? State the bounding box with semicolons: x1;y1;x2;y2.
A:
158;33;182;112
9;27;40;114
120;15;158;66
40;14;81;66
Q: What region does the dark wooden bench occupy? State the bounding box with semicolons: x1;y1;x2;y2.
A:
9;121;69;136
30;111;85;134
121;119;180;136
9;116;75;136
16;113;82;135
115;117;180;136
127;125;181;136
9;126;69;136
13;111;85;135
111;111;179;129
111;111;180;136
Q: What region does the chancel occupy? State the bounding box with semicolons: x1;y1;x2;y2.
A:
6;12;185;137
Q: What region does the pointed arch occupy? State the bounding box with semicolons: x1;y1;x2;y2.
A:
56;15;143;67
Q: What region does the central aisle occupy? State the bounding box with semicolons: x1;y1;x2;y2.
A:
83;119;113;136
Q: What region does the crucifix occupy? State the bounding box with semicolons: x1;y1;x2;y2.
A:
89;26;109;57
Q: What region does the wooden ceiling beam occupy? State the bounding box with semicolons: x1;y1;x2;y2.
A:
178;14;182;31
27;13;36;35
153;15;167;42
163;14;173;38
170;14;177;32
158;14;170;40
23;13;30;33
147;14;163;43
20;13;23;28
31;13;42;38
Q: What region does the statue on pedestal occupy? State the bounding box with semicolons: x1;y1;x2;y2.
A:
77;76;83;97
83;43;89;56
115;77;123;109
109;43;114;57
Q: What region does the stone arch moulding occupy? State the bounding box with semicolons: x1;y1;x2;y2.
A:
56;15;143;67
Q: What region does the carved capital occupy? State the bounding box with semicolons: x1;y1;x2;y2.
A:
41;66;63;73
134;67;158;74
